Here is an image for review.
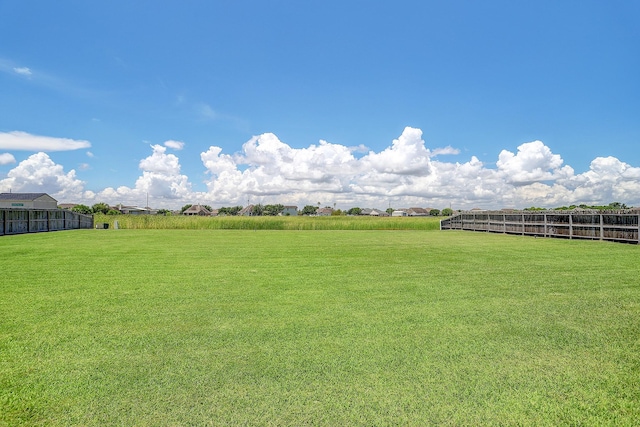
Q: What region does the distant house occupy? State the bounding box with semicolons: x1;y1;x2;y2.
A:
406;207;430;216
317;207;333;216
57;203;77;211
114;204;153;215
369;208;389;217
360;208;373;216
0;193;58;209
392;210;408;217
238;205;255;216
183;205;212;216
281;206;298;216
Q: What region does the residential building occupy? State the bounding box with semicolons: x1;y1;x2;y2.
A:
238;205;255;216
406;207;430;216
369;208;389;217
0;193;58;209
183;205;212;216
317;207;333;216
281;206;298;216
114;204;154;215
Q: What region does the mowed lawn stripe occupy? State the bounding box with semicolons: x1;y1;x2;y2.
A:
1;230;639;425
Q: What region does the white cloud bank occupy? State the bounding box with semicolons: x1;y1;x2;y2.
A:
92;144;193;205
0;131;91;151
1;127;639;210
0;152;93;201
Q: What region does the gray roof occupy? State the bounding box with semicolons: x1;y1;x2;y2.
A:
0;192;51;201
184;204;211;213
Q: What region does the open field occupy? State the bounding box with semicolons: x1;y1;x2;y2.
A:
1;229;639;425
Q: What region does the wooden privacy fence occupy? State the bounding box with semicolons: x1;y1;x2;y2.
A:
0;208;94;236
440;211;640;244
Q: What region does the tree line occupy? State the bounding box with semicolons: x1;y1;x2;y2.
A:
71;201;632;217
524;202;631;211
66;202;454;217
69;202;120;215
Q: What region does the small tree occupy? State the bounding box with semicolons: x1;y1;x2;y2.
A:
608;202;627;210
107;209;122;215
225;206;242;216
301;205;318;215
441;207;453;217
71;204;92;215
251;204;264;216
429;209;440;216
347;207;361;216
91;202;110;214
263;204;284;216
156;209;171;216
386;207;394;215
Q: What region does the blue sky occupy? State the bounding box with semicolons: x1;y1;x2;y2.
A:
1;1;639;210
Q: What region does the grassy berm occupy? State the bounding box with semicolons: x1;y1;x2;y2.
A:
1;227;639;426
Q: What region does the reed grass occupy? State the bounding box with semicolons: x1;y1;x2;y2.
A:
94;213;442;230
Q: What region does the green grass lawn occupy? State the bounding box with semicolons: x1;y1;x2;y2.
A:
1;229;639;426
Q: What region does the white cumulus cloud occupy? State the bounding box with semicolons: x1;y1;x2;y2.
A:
497;140;573;185
0;152;88;201
96;144;196;204
0;153;16;165
139;144;181;174
0;131;91;151
362;127;433;176
2;127;639;211
196;128;640;210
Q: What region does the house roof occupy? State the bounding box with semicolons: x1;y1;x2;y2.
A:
0;192;55;201
238;205;254;215
183;204;211;214
116;205;151;212
408;207;429;214
369;208;386;215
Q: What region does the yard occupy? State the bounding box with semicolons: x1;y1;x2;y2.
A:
1;229;639;425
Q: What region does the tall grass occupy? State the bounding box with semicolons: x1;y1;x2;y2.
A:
94;213;443;230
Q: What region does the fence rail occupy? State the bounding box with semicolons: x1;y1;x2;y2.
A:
440;211;639;244
0;208;94;236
